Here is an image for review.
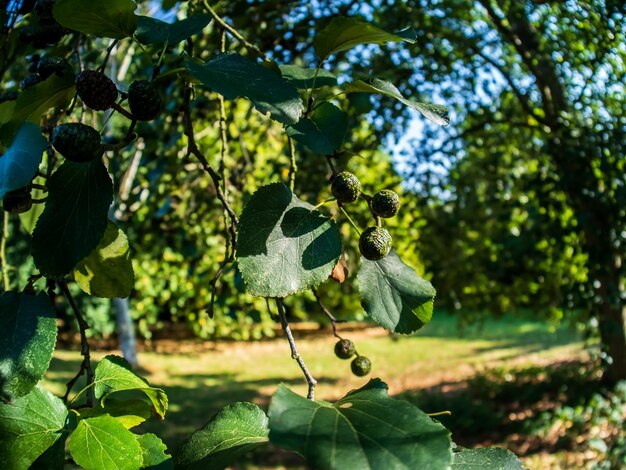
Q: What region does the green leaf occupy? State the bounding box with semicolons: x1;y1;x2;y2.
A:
286;102;347;155
314;16;416;59
344;79;450;126
185;53;303;125
0;292;57;402
0;100;15;124
268;379;452;470
279;65;337;89
68;415;143;470
136;14;212;45
78;398;153;429
0;123;47;199
237;183;342;297
94;355;168;419
74;222;134;298
0;386;68;470
30;433;67;470
137;433;173;470
358;250;436;334
174;402;268;470
12;73;76;124
53;0;138;39
452;447;525;469
31;159;113;277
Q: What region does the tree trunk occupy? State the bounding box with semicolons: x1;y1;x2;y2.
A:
112;297;138;368
598;302;626;384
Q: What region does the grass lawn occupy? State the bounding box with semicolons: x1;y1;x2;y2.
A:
43;313;586;467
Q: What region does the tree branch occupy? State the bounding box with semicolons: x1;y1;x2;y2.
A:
276;299;317;400
312;288;345;339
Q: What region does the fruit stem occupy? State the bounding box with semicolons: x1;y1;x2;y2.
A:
288;136;297;192
1;212;9;291
427;411;452;417
276;299;317;400
339;206;362;235
312;288;345;339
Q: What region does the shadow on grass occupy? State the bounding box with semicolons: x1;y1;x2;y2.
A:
396;359;605;456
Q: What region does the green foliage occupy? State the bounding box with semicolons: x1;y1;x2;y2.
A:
287;102;348;155
53;0;138;39
358;251;435;333
135;14;212;45
268;379;453;469
451;447;524;469
237;183;342;297
0;122;47;198
10;74;75;123
174;402;269;470
0;292;57;401
31;160;113;277
136;433;173;470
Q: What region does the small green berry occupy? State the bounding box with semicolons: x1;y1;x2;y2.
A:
331;171;361;204
52;123;103;162
359;227;392;260
371;189;401;218
128;80;162;121
351;356;371;376
334;339;356;359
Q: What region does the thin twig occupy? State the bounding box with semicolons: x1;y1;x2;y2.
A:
98;39;119;73
59;280;95;407
112;102;135;121
1;212;9;291
288;136;297;191
312;288;345;339
201;0;267;60
276;299;317;400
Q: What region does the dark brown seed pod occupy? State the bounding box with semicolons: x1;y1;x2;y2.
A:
128;80;162;121
75;70;118;111
52;123;103;162
334;339;356;359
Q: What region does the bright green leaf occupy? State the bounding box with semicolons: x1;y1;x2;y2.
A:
94;355;168;419
0;386;68;470
185;53;303;125
344;79;450;126
137;433;173;470
286;102;347;155
174;402;268;470
314;16;416;59
53;0;138;39
451;447;525;469
74;222;134;298
0;123;47;199
31;160;113;277
237;183;342;297
0;292;57;402
358;250;436;334
12;73;75;124
78;398;153;429
68;415;143;470
30;434;67;470
269;379;452;470
0;100;15;124
136;14;212;45
279;65;337;89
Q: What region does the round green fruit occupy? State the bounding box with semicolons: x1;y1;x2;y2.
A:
351;356;372;377
331;171;361;204
371;189;401;218
76;70;118;111
359;227;392;260
128;80;162;121
52;123;103;162
334;339;356;359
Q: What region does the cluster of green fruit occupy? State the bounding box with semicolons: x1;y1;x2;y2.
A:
334;338;371;376
330;171;401;261
18;0;67;49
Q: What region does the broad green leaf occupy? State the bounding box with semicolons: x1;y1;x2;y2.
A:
344;79;450;126
358;250;436;334
68;415;143;470
0;123;47;199
0;386;68;470
451;447;525;469
268;379;452;470
174;402;268;470
0;292;57;402
94;355;168;419
0;100;15;124
279;65;337;89
30;433;67;470
185;53;303;125
12;74;76;124
286;102;347;155
137;433;173;470
78;398;153;429
53;0;138;39
31;160;113;277
237;183;342;297
136;14;212;45
18;179;46;234
74;222;134;298
314;16;416;59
